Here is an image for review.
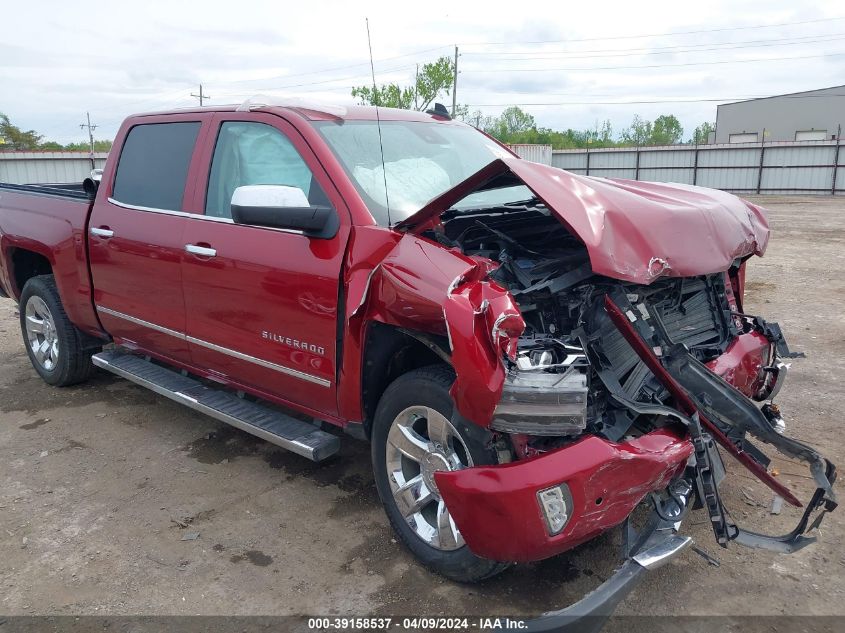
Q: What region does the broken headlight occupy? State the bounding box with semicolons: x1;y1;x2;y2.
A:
491;359;589;436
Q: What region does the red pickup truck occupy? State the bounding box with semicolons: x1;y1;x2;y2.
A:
0;100;836;625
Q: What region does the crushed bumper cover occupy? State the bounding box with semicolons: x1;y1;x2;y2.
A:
435;429;692;562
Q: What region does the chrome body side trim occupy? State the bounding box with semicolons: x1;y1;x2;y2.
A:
95;305;330;387
106;197;305;234
96;305;186;340
185;334;330;387
107;198;234;223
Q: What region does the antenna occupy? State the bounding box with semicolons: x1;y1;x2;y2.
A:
366;17;391;225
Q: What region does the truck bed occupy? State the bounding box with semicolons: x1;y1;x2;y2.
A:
0;182;100;334
0;181;92;201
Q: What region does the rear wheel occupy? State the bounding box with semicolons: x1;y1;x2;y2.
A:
19;275;96;386
371;365;510;582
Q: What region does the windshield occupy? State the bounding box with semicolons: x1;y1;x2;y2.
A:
313;120;513;225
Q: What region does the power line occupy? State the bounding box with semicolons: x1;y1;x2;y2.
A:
221;45;452;87
461;15;845;46
465;93;845;107
244;62;418;92
462;31;845;56
463;33;845;61
463;50;845;73
91;88;192;116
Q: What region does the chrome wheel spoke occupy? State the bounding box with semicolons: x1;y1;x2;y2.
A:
25;296;59;371
393;474;434;518
387;422;429;464
35;340;50;363
436;499;460;550
426;410;452;449
385;405;469;552
25;315;45;334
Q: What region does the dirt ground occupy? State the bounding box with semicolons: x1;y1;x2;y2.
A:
1;196;843;626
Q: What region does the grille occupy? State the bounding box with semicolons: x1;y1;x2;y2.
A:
599;274;735;402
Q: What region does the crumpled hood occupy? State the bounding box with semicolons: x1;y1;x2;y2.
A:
397;157;770;285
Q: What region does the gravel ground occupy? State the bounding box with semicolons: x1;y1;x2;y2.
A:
1;195;843;626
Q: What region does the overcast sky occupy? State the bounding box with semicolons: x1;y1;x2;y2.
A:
2;0;843;144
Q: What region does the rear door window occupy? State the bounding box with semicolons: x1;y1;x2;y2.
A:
112;122;201;210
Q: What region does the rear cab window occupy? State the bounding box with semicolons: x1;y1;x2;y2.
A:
112;122;201;210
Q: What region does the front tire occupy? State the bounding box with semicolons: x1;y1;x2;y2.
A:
19;275;96;386
371;364;510;582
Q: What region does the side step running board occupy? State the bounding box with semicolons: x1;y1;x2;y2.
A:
92;350;340;462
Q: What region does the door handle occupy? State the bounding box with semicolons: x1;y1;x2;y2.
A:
185;244;217;257
90;227;114;238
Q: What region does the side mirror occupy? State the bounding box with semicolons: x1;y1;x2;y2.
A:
83;169;103;198
230;185;338;238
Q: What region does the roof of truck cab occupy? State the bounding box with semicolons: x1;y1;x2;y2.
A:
129;102;457;123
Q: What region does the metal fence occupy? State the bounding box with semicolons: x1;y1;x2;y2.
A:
507;144;553;166
0;152;109;185
546;140;844;195
5;143;844;195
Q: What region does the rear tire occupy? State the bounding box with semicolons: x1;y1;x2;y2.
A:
371;364;510;583
19;275;96;386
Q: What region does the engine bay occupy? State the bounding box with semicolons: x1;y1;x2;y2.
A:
427;200;744;445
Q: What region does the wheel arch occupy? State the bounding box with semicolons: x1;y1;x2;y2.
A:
8;247;53;299
360;321;451;439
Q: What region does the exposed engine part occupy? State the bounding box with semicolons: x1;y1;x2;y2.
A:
432;202;745;446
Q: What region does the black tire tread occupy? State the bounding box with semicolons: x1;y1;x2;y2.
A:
372;364;510;583
19;275;95;386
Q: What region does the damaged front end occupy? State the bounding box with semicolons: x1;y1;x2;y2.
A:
396;158;839;627
598;289;836;552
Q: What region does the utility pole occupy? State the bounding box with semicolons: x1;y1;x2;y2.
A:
191;84;210;106
414;64;419;110
79;112;97;169
451;45;459;118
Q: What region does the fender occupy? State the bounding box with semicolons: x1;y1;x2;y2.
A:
337;226;519;426
0;189;103;336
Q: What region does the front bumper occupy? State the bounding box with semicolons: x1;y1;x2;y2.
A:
435;429;692;562
519;494;693;633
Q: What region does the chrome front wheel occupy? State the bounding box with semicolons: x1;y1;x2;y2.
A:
385;405;473;551
372;365;510;582
25;295;60;372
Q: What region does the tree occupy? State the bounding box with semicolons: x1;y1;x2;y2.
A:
0;112;43;150
351;56;454;111
483;106;536;141
619;114;683;146
651;114;683;145
620;115;652;146
692;121;715;145
38;141;65;151
64;139;113;152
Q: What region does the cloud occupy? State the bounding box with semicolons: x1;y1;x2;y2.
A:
2;0;843;144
